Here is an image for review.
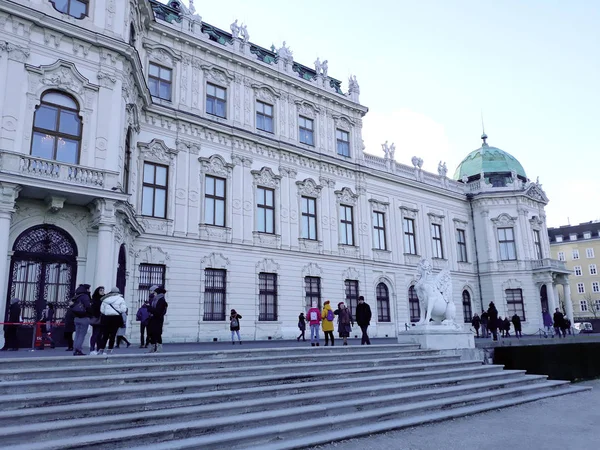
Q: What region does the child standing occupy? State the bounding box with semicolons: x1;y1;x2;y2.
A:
321;301;335;346
230;309;242;345
307;302;321;347
297;313;306;342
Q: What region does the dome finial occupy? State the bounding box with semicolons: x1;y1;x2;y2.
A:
480;110;488;146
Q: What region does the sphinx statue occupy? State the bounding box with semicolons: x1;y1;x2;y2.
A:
414;259;458;327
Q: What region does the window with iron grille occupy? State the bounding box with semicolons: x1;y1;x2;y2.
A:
256;101;274;133
372;211;386;250
505;288;525;321
339;205;354;246
376;283;390;322
431;223;444;258
206;83;227;118
462;290;472;323
403;218;417;255
457;229;468;262
409;286;420;323
299;116;314;145
256;187;275;234
301;197;317;240
498;227;517;261
259;273;278;321
148;63;172;101
336;129;350;157
305;276;321;310
141;162;168;218
205;175;226;226
137;264;166;308
345;279;359;316
533;230;543;259
203;269;226;321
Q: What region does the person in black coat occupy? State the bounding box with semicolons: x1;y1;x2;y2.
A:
2;298;21;351
553;308;565;338
471;314;481;338
503;317;511;337
355;296;372;345
72;284;93;356
89;286;104;353
480;311;489;338
147;285;168;353
297;313;306;342
487;302;499;341
63;299;76;351
511;313;522;338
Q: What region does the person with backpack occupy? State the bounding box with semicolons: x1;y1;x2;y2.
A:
116;307;131;348
71;284;92;356
147;285;168;353
97;287;127;355
230;309;242;345
136;300;151;348
296;312;306;342
321;301;335;346
334;302;354;346
89;286;104;355
307;301;321;347
355;296;372;345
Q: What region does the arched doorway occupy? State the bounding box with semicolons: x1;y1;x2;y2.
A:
116;244;127;295
540;284;549;312
6;225;77;346
462;290;473;323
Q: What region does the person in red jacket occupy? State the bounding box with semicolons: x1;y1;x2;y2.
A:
306;301;321;347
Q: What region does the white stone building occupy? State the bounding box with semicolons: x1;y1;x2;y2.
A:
0;0;570;345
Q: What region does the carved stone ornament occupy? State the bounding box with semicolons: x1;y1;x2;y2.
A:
251;167;282;188
256;258;280;273
252;84;279;104
142;43;182;66
1;41;30;63
26;60;99;99
201;64;234;85
201;252;230;269
97;71;117;88
491;213;517;227
126;103;141;132
333;115;353;132
502;278;523;291
199;154;233;177
295;101;318;119
524;183;549;204
369;198;389;212
176;139;201;155
138;139;179;164
342;267;360;281
231;153;253;167
134;245;170;264
400;206;419;219
334;187;358;206
302;262;323;277
279;166;298;179
427;212;445;225
453;217;469;226
296;178;322;198
529;215;545;228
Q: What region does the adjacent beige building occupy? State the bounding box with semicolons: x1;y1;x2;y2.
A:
548;222;600;320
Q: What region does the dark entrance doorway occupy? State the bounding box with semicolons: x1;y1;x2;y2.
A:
540;284;549;313
6;225;77;347
116;244;126;295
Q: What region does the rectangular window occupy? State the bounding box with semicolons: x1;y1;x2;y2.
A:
299;116;314;146
204;176;226;227
206;83;227;118
533;230;543;259
555;236;563;242
577;283;585;294
372;211;387;250
137;264;166;308
258;273;278;321
573;249;580;260
431;224;444;258
336;129;350;157
304;276;321;310
570;233;577;241
148;63;172;101
505;288;525;321
203;269;226;321
301;196;317;240
141;162;168;218
345;279;359;316
586;248;595;258
498;227;517;261
457;229;468;262
584;232;592;239
574;266;582;276
403;218;417;255
557;251;565;261
123;130;132;194
256;187;275;234
590;264;598;275
580;300;588;312
339;205;354;246
256;101;274;133
592;281;600;293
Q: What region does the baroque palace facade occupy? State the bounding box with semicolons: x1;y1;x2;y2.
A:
0;0;571;343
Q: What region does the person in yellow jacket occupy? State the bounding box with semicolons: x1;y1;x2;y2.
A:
321;300;335;346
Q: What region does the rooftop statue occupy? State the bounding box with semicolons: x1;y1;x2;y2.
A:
240;24;249;43
321;60;328;78
277;41;293;62
348;75;360;93
438;161;448;177
230;19;240;39
314;57;322;74
415;259;457;327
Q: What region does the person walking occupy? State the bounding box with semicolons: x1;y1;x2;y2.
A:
2;298;21;351
136;300;151;348
71;284;92;356
511;313;522;338
230;309;242;345
487;302;499;341
63;298;75;352
355;296;371;345
39;303;56;349
147;286;168;352
89;286;104;355
542;309;554;337
307;301;321;347
564;318;572;335
480;310;489;338
553;308;565;338
503;316;511;338
296;312;306;342
116;307;131;348
334;302;354;346
97;287;127;355
471;313;481;338
321;301;335;346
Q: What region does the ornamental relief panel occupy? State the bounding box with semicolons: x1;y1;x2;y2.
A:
334;187;358;206
296;178;322;198
491;213;517;227
199;154;233;178
400;206;419;219
138;139;179;164
369;199;389;212
295;100;318;119
251;167;282;188
427;212;445;225
201;64;233;85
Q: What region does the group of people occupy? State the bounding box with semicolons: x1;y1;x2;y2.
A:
298;296;372;346
545;308;572;338
470;302;523;341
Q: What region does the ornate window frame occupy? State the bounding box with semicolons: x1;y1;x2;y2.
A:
296;178;323;249
295;100;319;147
492;213;518;261
369;199;390;256
201;64;234;122
428;212;446;260
256;258;280;323
400;206;420;261
199;154;233;242
453;218;470;264
335;187;359;251
200;252;230;322
252;83;279;135
252;167;282;248
374;275;395;323
143;43;182;104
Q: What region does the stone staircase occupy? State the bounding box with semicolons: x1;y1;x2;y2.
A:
0;344;588;449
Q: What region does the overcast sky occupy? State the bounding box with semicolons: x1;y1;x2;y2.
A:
174;0;600;227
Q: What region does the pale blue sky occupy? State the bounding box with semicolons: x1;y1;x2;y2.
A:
176;0;599;227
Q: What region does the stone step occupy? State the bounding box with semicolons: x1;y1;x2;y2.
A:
0;344;421;369
0;373;546;444
0;354;464;395
0;366;515;426
7;380;579;450
0;361;489;410
0;348;440;381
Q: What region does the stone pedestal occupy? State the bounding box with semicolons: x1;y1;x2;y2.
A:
398;325;475;350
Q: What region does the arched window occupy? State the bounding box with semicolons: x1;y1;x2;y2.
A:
49;0;89;19
123;128;132;194
129;23;137;46
31;91;82;164
462;290;473;323
409;285;420;323
376;283;390;322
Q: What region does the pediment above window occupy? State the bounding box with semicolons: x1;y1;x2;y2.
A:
200;64;234;85
142;43;182;65
251;167;282;188
491;213;517;226
199;154;233;177
26;60;99;105
296;178;322;198
295;100;320;119
138;139;178;164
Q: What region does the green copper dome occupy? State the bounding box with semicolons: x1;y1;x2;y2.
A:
453;134;527;181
